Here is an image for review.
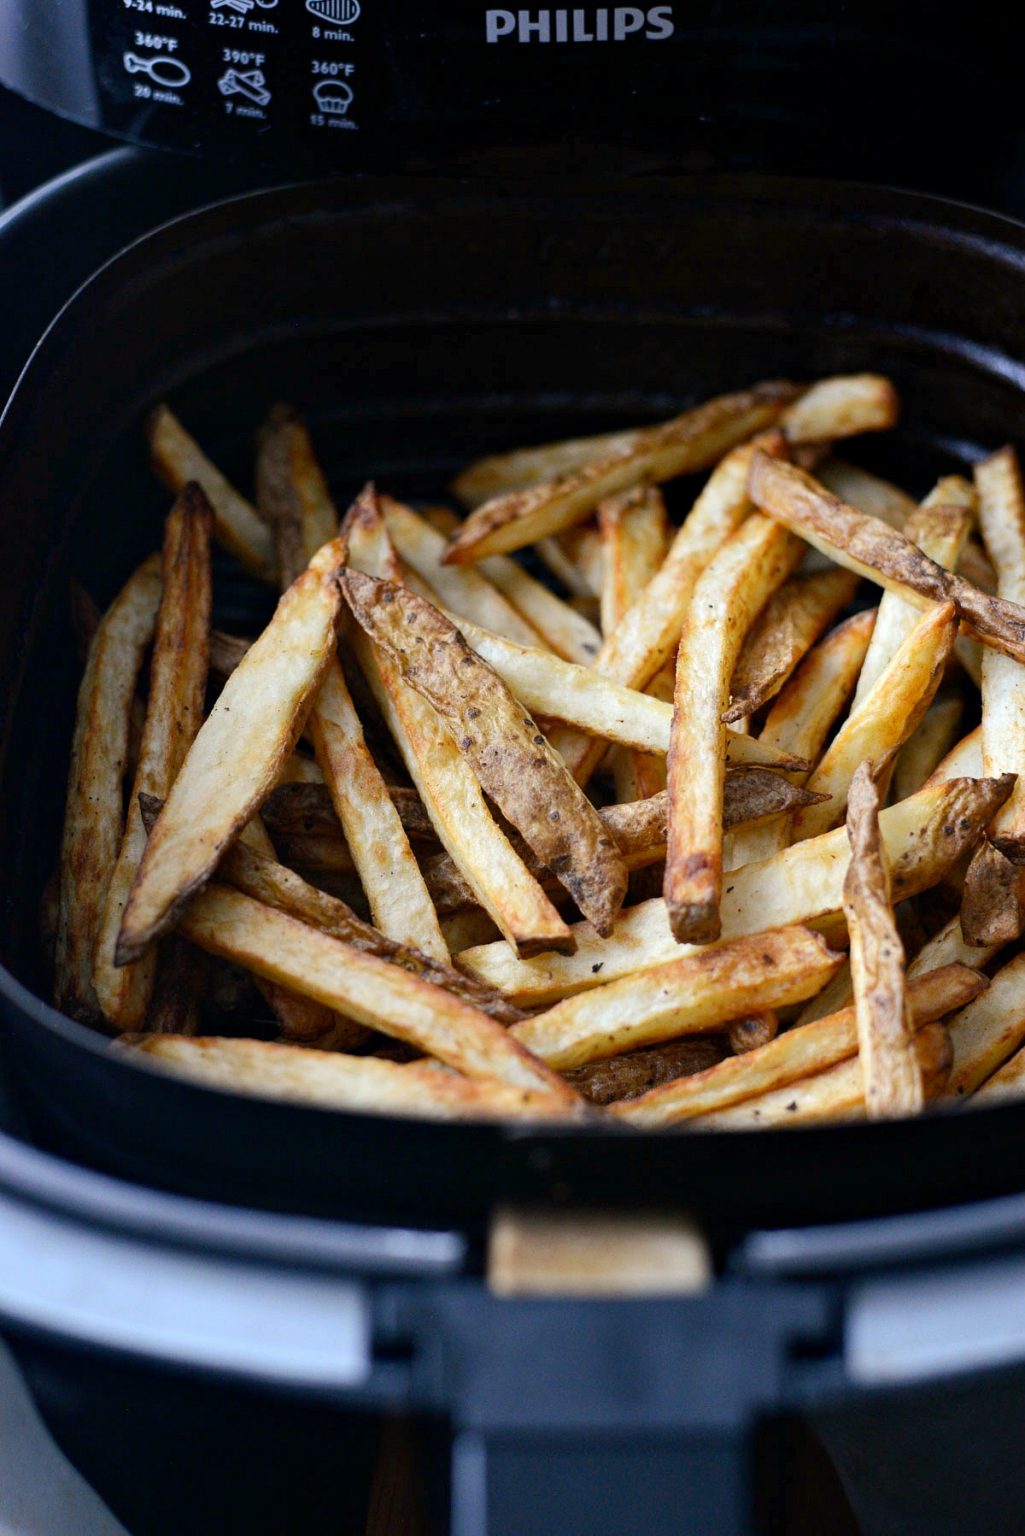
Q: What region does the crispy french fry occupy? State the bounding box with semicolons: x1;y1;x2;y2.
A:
750;454;1025;664
907;913;1002;979
535;529;600;598
446;612;803;768
892;694;965;802
843;762;922;1119
421;505;602;663
976;447;1025;857
928;724;983;784
55;555;163;1020
959;539;997;594
564;1038;727;1105
116;539;347;965
345;490;574;958
851;482;973;710
264;783;437;846
148;404;274;582
959;839;1021;948
458;775;1013;1005
546;432;791;783
616;963;983;1126
255;405;339;585
341;571;628;935
176;884;575;1098
94;486;213;1029
691;1022;951;1130
816;460;917;529
779;374;899;444
973;1040;1025;1102
728;1011;780;1055
145;933;204;1036
381;496;544;648
789;602;957;843
665;515;804;942
725;568;859;723
442;383;796;564
943;951;1025;1098
453;426;648;510
510;927;841;1069
123;1035;578;1122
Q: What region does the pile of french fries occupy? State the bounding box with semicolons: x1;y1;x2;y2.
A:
49;372;1025;1128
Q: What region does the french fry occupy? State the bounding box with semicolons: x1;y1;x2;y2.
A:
691;1022;951;1130
421;505;602;663
976;447;1025;858
943;951;1025;1098
843;762;923;1119
928;724;983;784
892;694;965;802
779;374;899;445
816;460;917;529
145;933;205;1037
615;963;983;1126
788;602;957;843
750;453;1025;664
535;529;601;599
264;782;437;846
546;432;791;783
422;771;827;915
116;538;347;965
959;539;997;594
564;1038;727;1105
725;568;859;723
446;612;804;768
510;927;841;1069
973;1040;1025;1103
458;775;1013;1005
442;382;796;564
453;425;648;510
851;483;973;709
94;486;213;1029
148;404;274;582
728;1012;780;1055
123;1035;578;1122
344;490;575;957
341;570;628;935
907;913;1003;979
255;405;339;585
55;555;163;1020
176;884;576;1098
381;497;544;648
665;515;804;942
959;839;1021;949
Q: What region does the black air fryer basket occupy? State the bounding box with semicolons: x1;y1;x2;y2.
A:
5;176;1025;1534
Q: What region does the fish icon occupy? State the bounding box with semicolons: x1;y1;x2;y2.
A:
305;0;360;23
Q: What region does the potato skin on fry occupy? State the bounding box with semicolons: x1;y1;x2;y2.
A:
341;570;629;937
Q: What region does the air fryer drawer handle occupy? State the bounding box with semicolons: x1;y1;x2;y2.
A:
0;1188;370;1390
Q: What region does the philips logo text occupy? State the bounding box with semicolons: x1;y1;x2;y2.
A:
485;8;674;43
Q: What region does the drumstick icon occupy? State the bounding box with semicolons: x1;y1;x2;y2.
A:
123;53;192;89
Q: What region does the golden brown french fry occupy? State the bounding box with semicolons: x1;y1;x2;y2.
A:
907;914;1002;979
420;505;602;663
976;447;1025;857
510;927;841;1069
442;383;796;564
943;951;1025;1098
779;374;899;444
852;488;973;712
816;460;917;529
725;568;859;723
255;405;339;585
344;490;574;958
452;425;647;510
843;762;922;1119
55;555;163;1020
177;884;575;1098
749;453;1025;664
928;724;983;784
728;1012;780;1055
458;774;1012;1005
214;820;526;1025
788;602;957;843
116;539;347;965
123;1035;579;1122
381;496;544;648
959;840;1021;949
615;963;983;1126
94;486;213;1029
564;1038;727;1105
691;1022;951;1130
892;695;965;802
147;404;274;582
546;432;791;784
341;571;628;935
535;528;600;599
973;1040;1025;1103
665;515;804;942
445;613;802;768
